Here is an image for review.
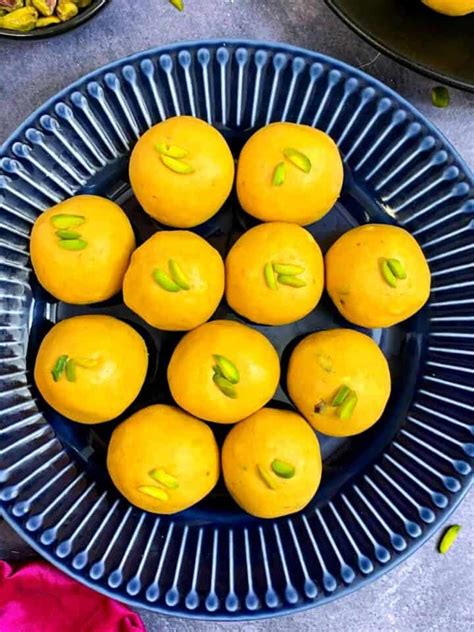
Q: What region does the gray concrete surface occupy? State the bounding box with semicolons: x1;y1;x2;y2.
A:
1;0;473;630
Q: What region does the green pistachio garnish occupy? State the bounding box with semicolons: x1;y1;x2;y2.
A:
155;142;188;158
55;229;81;240
149;468;179;489
58;238;88;251
74;357;99;368
169;0;184;10
212;373;237;399
432;86;449;109
264;262;278;290
169;259;191;290
51;355;68;382
272;161;285;186
213;355;240;384
438;524;461;554
273;263;305;275
277;274;306;288
271;459;295;479
138;486;169;501
153;268;181;292
380;258;397;288
338;391;358;421
50;214;85;230
65;358;76;382
160;154;194;174
387;258;407;280
257;464;276;490
283;147;312;173
331;384;351;407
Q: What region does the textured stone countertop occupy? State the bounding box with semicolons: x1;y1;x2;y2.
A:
0;1;472;630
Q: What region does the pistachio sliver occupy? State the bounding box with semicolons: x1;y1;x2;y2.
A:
55;229;82;240
283;147;311;173
160;154;194;174
271;459;295;479
169;259;191;290
277;274;306;288
332;384;350;407
51;214;85;230
213;354;239;384
387;258;407;280
272;161;285;186
75;357;99;369
155;142;188;158
149;468;179;489
153;268;181;292
380;258;397;288
213;373;237;399
264;262;278;290
338;390;358;421
138;485;169;501
257;464;276;490
65;358;76;382
273;263;305;276
51;354;68;382
169;0;184;10
58;238;88;251
438;524;461;554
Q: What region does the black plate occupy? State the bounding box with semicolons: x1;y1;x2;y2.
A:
0;0;108;39
326;0;474;92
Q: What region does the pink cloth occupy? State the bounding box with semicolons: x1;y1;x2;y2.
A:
0;559;146;632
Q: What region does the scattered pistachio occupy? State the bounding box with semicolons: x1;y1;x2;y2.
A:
58;238;88;251
272;161;285;186
160;154;194;174
169;259;191;290
149;468;179;489
55;229;81;240
438;524;461;554
283;147;312;173
387;258;407;280
314;400;326;414
138;485;169;501
257;464;276;490
213;354;239;384
271;459;295;479
56;0;77;21
432;86;449;109
264;262;278;290
51;354;68;382
273;263;305;276
0;1;23;11
50;214;85;229
156;142;188;159
65;358;76;382
277;274;306;288
169;0;184;10
380;258;397;288
36;15;60;26
74;357;99;368
0;6;38;31
332;384;350;407
213;373;237;399
153;268;181;292
32;0;55;17
338;391;358;421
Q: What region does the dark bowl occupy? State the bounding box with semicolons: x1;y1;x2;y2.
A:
0;0;109;39
325;0;474;92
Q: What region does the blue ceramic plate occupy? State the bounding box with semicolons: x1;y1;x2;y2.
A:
0;40;473;621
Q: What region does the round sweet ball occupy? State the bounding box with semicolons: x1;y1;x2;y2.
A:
225;222;324;325
123;231;224;331
287;328;391;437
107;404;219;514
325;224;431;328
421;1;474;16
222;407;322;518
30;195;135;304
236;122;343;225
34;315;148;424
167;320;280;424
129;116;235;228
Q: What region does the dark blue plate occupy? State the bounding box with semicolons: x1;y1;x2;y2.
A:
0;40;473;620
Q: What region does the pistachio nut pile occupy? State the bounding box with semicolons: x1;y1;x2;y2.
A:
0;0;93;32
